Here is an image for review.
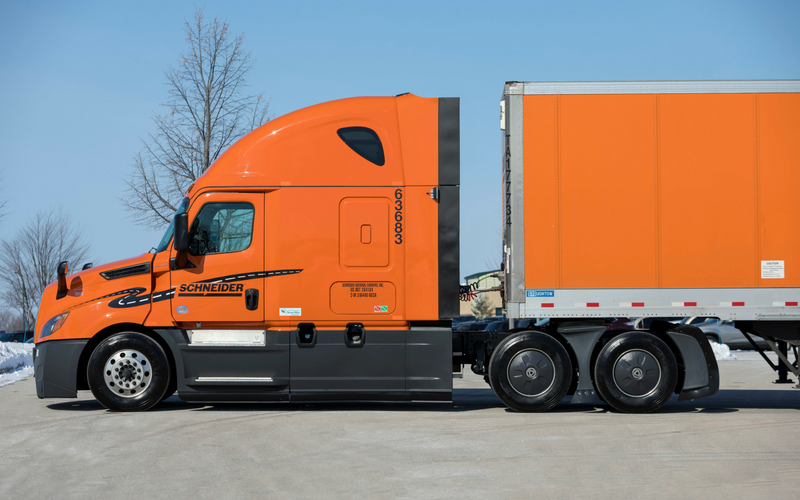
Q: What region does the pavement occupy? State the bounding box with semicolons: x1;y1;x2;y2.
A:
1;351;799;499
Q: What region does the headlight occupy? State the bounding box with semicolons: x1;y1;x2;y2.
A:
39;312;70;339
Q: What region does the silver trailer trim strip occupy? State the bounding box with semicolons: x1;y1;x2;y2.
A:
503;94;525;310
520;288;800;321
504;80;800;96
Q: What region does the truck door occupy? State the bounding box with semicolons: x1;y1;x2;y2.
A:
171;192;265;324
170;192;290;398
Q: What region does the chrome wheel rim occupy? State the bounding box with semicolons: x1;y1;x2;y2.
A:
103;349;152;398
507;348;556;397
612;349;662;398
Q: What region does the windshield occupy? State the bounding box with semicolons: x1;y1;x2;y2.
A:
155;197;191;253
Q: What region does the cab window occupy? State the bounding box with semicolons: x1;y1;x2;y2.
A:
337;127;385;166
188;202;254;256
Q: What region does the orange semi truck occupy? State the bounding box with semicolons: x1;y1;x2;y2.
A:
33;80;800;413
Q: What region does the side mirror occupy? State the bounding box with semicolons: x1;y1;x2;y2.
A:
82;263;93;270
56;261;69;299
174;213;190;253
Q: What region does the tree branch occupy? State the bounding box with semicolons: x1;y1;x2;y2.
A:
123;8;272;228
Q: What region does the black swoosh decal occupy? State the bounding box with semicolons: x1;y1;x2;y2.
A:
105;288;175;309
196;269;302;284
90;270;302;309
107;288;150;308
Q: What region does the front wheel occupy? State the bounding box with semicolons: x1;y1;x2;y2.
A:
87;332;171;412
593;332;677;413
488;331;573;412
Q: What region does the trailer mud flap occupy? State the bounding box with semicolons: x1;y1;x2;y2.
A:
666;326;719;401
557;322;606;405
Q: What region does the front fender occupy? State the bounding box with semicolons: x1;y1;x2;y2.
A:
38;283;154;343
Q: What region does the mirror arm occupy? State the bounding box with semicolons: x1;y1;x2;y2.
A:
56;261;69;299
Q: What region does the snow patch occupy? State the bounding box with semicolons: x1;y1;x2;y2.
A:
709;341;739;361
0;342;34;387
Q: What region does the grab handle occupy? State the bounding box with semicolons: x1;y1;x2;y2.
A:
345;323;365;348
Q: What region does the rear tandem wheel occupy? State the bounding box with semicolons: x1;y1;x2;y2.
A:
593;331;678;413
488;331;573;412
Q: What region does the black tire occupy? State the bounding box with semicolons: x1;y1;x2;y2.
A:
488;331;572;412
87;332;171;412
593;331;677;413
161;375;177;402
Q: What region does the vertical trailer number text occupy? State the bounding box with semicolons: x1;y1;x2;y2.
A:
394;189;403;244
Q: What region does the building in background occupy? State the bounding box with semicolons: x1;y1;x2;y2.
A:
461;269;502;316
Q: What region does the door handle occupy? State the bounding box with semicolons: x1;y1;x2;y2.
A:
245;289;259;311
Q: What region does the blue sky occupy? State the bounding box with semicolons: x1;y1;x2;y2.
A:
0;0;798;279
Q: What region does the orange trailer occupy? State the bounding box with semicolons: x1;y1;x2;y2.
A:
32;81;800;413
499;80;800;410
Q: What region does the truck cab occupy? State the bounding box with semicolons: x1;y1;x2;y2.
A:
33;94;461;411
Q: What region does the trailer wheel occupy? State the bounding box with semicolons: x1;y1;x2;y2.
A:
488;331;572;412
87;332;170;412
593;332;677;413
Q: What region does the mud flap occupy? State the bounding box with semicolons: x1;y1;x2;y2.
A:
665;325;720;401
557;322;607;405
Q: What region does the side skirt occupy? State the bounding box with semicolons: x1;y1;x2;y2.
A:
155;327;453;404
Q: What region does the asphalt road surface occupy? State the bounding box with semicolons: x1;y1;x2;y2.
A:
2;351;799;499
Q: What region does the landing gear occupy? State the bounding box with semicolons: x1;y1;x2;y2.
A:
488;331;573;412
593;332;677;413
87;332;171;412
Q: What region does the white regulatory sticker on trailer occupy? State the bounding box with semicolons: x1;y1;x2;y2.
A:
279;307;302;316
761;261;785;279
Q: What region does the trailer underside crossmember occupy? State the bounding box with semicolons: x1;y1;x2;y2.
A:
737;322;800;388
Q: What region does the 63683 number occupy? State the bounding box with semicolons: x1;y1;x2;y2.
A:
394;189;403;244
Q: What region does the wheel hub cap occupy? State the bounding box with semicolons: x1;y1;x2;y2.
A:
508;349;555;397
613;349;661;398
103;349;152;398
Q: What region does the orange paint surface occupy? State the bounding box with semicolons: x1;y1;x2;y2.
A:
659;94;755;287
340;198;390;267
36;254;154;342
522;96;559;288
524;92;799;289
757;93;800;287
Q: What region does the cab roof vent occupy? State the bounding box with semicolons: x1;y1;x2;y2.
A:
100;263;151;280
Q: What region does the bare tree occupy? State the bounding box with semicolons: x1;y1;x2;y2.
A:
0;309;24;332
0;210;91;325
0;168;9;224
123;9;272;228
